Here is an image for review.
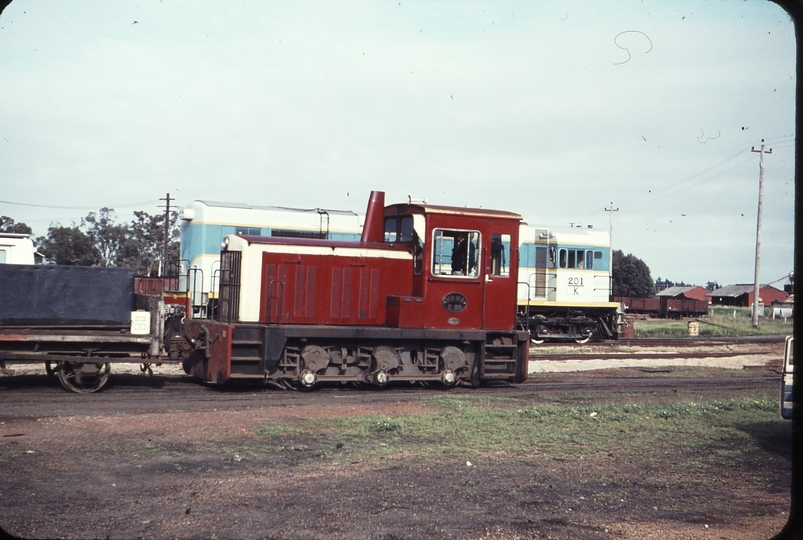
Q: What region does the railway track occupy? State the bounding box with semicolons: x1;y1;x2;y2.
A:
510;374;775;394
530;350;769;361
605;335;788;347
0;336;781;416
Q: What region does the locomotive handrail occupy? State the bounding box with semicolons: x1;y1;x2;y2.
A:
209;259;221;297
266;279;284;324
155;258;190;293
187;267;206;318
517;281;533;333
524;272;556;298
212;268;227;322
592;273;612;293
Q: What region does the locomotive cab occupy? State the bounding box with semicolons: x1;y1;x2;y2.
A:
380;200;521;331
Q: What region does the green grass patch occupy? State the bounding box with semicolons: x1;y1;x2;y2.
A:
251;421;310;438
265;392;787;465
634;317;792;337
0;448;21;462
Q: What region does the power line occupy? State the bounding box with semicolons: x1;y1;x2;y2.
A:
612;134;792;210
621;155;756;209
615;146;755;209
0;199;158;210
766;273;793;286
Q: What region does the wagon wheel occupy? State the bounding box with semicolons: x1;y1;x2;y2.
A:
56;361;111;394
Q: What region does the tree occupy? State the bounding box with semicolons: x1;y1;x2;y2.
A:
612;249;654;297
32;205;180;272
37;226;100;266
655;277;690;292
0;216;33;235
654;277;672;292
82;208;129;267
705;281;721;291
118;210;181;276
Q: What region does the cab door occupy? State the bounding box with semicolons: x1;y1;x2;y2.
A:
424;228;483;329
482;230;518;330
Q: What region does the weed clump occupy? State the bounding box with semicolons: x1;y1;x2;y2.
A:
370;420;401;433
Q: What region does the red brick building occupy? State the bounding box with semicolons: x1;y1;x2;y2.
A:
655;286;710;302
706;284;788;307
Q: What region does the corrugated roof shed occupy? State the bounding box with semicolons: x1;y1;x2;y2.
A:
707;284;758;297
656;286;696;297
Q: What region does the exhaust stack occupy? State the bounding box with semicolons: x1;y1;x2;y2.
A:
361;191;385;243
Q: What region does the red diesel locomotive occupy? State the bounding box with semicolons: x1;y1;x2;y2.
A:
171;191;530;388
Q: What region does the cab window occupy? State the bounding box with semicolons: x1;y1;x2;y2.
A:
490;234;511;277
384;216;414;243
399;216;414;242
384;218;398;242
559;248;595;269
432;229;480;277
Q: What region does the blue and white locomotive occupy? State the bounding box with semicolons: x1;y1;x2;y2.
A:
517;225;621;343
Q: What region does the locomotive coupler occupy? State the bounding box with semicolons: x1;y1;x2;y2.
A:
181;320;212;359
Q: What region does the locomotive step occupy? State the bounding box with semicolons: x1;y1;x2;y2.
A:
228;373;265;380
480;372;519;379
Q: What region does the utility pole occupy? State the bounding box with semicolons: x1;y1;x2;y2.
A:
159;193;174;276
750;140;772;328
605;203;619;295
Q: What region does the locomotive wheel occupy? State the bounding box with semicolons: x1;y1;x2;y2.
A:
372;370;389;387
56;361;111;394
299;370;318;389
530;338;545;345
575;336;591;344
440;369;458;388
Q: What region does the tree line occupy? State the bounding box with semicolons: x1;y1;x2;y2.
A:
611;250;720;297
0;210;179;277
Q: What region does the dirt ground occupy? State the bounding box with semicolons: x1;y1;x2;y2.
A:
0;342;792;539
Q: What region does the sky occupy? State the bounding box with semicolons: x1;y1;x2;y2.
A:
0;0;796;288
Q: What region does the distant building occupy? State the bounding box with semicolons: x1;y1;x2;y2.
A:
771;295;794;319
0;233;35;265
706;284;787;308
655;285;710;303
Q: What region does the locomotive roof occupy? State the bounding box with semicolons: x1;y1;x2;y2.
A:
235;234;407;252
192;200;359;216
386;203;522;221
